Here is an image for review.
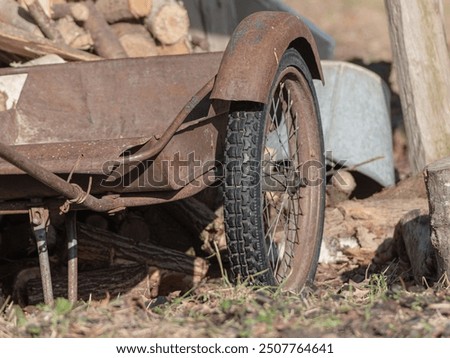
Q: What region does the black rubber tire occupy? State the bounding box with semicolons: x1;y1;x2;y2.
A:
223;48;325;292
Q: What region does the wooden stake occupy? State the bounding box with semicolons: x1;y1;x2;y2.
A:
385;0;450;172
425;157;450;280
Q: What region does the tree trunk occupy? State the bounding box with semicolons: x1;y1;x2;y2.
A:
425;157;450;282
385;0;450;172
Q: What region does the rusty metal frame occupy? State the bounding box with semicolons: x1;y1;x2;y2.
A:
211;11;323;103
0;11;322;214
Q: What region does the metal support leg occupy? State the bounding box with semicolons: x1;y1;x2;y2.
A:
29;207;54;306
65;211;78;304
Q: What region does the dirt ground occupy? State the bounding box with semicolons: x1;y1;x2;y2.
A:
1;0;450;338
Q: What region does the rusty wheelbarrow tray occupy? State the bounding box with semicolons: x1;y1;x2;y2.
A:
0;12;325;304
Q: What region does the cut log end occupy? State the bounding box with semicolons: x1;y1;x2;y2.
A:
129;0;153;18
145;2;189;45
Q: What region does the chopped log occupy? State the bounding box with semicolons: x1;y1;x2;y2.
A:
164;197;226;254
95;0;153;23
51;2;90;22
425;157;450;281
0;0;43;36
118;210;150;241
0;21;100;61
24;0;64;43
144;0;189;45
392;209;436;283
157;38;191;56
12;266;41;306
111;22;158;57
82;0;127;58
385;0;450;172
77;223;209;282
26;264;147;305
55;16;93;50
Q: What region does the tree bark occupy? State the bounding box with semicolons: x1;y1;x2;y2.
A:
425;157;450;282
144;0;189;45
385;0;450;172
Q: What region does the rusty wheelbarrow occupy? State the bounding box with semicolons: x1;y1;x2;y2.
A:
0;12;325;304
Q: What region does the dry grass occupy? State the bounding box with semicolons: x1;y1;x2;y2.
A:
1;262;450;338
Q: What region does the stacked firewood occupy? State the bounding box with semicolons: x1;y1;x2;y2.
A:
0;0;228;305
0;0;195;65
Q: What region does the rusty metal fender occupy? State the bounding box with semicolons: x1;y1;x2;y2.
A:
210;11;324;103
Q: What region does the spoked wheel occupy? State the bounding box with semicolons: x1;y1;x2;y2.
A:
223;48;325;292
